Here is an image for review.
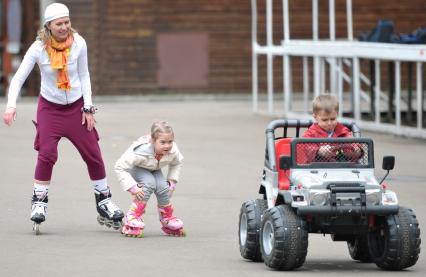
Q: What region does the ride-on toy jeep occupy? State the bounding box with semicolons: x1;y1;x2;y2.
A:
238;119;421;270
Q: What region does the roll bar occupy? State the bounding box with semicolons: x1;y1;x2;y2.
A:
265;119;361;170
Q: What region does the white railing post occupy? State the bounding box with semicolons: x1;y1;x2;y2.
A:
330;60;337;95
283;0;291;114
312;0;320;97
312;0;319;40
266;0;273;113
337;58;343;118
314;56;321;97
251;0;258;112
303;57;310;113
353;57;361;121
267;56;274;113
417;62;423;130
374;59;381;124
284;55;291;113
395;61;401;129
321;58;326;93
283;0;290;42
346;0;353;40
329;0;337;95
329;0;335;40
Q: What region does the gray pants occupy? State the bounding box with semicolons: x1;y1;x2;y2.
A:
130;167;170;206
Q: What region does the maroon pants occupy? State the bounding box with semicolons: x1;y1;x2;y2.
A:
34;96;106;181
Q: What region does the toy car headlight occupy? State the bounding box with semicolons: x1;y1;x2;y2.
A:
310;191;329;206
382;190;398;205
366;190;381;205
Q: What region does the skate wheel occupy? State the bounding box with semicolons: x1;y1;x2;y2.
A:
112;220;123;230
124;233;144;238
33;223;40;235
97;215;105;226
121;226;143;238
161;227;186;237
173;229;186;237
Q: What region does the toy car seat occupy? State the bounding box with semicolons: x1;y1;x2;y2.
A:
275;138;293;190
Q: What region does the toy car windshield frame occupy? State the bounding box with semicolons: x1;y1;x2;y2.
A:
264;119;362;171
289;137;374;169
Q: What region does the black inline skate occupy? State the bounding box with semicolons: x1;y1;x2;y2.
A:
30;194;48;235
95;191;124;230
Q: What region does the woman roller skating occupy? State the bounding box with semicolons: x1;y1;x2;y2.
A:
3;3;124;235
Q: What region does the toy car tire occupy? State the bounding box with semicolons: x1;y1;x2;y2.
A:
259;205;308;270
238;199;267;262
347;236;371;262
368;206;421;270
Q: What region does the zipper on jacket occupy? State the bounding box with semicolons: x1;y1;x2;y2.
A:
156;156;161;169
64;90;69;105
155;154;162;169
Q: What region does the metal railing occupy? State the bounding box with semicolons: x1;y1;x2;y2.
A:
251;0;426;139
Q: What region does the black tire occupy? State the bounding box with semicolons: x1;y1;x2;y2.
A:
368;207;421;270
259;205;308;270
347;236;371;262
239;199;267;262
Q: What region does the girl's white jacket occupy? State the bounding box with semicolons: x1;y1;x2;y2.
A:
114;135;184;191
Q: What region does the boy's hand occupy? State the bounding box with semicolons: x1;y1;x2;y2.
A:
328;144;363;161
318;145;334;157
342;144;363;160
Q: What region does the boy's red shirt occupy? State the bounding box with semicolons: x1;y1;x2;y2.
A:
303;122;352;138
298;123;352;164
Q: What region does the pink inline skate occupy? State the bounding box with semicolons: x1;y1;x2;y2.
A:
121;200;146;238
158;204;185;236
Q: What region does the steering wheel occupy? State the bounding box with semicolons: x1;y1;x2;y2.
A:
330;144;363;162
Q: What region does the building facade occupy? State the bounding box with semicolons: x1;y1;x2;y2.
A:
1;0;425;96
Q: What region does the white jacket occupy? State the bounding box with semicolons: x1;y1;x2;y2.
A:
7;33;93;108
114;135;184;191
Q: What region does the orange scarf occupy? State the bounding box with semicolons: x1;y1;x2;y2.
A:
45;35;74;91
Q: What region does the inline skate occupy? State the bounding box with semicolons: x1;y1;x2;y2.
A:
121;200;146;238
30;194;48;235
158;204;185;236
95;191;124;230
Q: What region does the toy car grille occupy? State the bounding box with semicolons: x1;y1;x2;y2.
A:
295;141;370;166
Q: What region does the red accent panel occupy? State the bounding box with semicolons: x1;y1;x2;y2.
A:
275;138;293;190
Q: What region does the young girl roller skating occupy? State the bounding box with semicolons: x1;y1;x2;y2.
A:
115;121;185;237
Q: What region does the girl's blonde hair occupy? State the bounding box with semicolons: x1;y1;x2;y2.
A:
36;25;77;44
151;121;174;140
312;94;339;114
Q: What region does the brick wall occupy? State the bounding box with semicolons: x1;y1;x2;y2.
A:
38;0;426;95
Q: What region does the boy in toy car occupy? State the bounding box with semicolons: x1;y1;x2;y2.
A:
301;94;362;163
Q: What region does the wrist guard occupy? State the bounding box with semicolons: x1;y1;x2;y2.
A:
81;106;97;114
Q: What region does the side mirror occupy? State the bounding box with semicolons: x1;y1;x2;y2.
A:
279;155;292;170
382;156;395;171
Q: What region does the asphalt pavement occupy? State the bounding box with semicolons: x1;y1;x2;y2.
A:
0;95;425;276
